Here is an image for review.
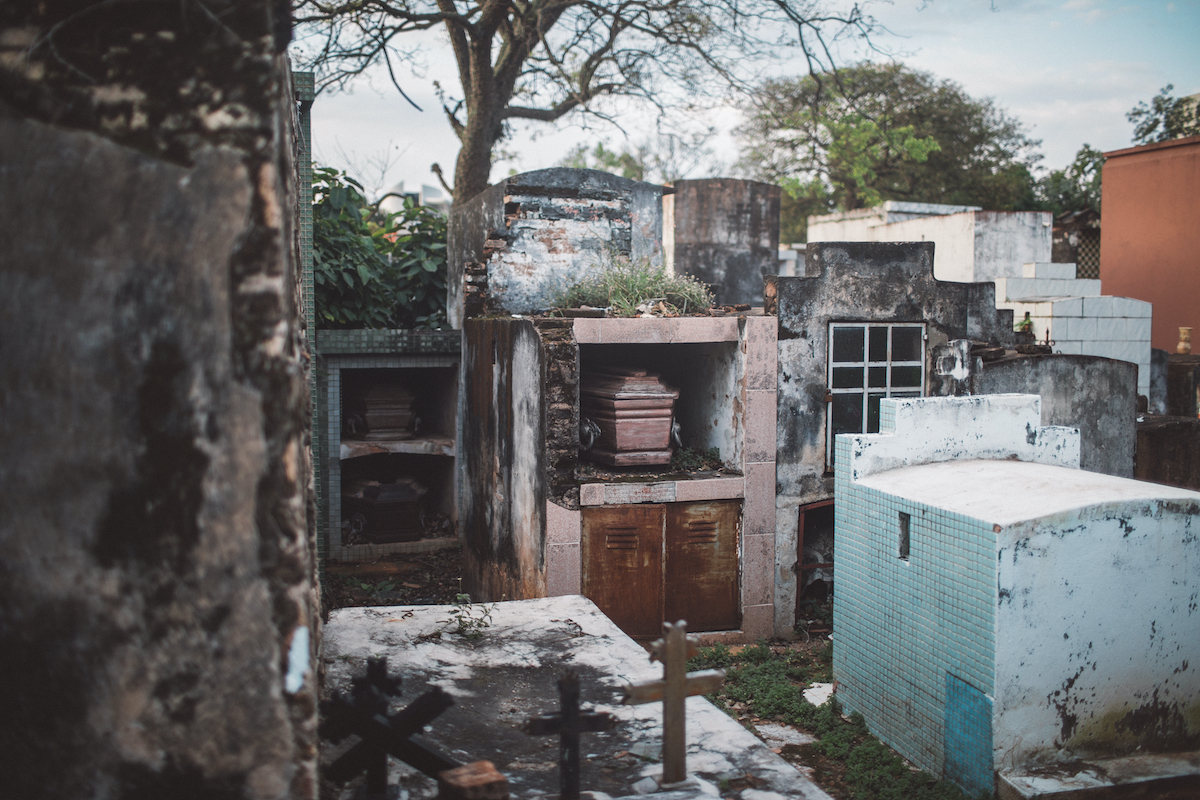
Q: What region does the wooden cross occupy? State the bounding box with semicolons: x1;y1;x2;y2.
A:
620;621;725;786
523;669;616;800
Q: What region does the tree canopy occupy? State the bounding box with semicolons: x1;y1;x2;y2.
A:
294;0;879;204
735;62;1042;239
1035;144;1104;217
1127;84;1200;144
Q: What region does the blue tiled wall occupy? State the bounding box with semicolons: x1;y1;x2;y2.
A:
945;672;994;796
833;436;997;786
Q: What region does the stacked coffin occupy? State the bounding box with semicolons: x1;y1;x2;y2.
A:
363;384;415;440
580;367;679;466
342;476;428;543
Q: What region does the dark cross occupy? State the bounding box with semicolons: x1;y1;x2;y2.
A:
320;657;460;797
621;621;725;786
523;669;616;800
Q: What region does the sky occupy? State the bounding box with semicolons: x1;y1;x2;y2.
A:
297;0;1200;200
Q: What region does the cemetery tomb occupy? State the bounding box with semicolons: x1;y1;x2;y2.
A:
833;394;1200;798
460;314;778;641
320;596;833;800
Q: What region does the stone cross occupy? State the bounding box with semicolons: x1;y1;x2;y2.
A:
620;621;725;786
523;669;616;800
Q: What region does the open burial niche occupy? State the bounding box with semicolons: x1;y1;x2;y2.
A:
338;368;457;545
578;342;742;474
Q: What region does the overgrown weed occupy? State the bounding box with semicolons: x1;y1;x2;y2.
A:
555;255;713;316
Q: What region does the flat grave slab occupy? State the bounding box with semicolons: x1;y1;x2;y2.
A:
321;595;831;800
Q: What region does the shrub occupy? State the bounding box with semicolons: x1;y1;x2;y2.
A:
312;166;448;329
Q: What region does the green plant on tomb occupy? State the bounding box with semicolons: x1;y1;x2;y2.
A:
442;593;496;641
554;253;713;317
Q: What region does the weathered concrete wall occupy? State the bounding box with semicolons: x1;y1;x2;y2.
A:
872;212;978;282
994;496;1200;768
769;242;1013;634
666;178;780;305
1137;415;1200;491
460;319;547;601
971;211;1052;283
0;3;316;798
974;354;1137;478
770;242;1012;504
447;169;665;325
842;394;1081;481
807;208;1052;284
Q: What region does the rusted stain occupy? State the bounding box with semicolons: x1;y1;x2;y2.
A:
461;319;547;601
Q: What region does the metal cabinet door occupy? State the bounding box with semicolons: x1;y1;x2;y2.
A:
581;504;665;638
664;500;741;633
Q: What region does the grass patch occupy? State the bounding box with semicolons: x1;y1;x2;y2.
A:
670;446;724;472
555;256;713;317
689;641;990;800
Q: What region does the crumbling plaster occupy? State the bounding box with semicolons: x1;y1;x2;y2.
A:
0;3;316;794
768;242;1013;635
448;169;665;325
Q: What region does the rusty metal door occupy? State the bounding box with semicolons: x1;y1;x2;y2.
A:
581;504;664;638
665;500;741;632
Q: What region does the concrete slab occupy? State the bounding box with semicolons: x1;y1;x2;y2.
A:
998;750;1200;799
322;596;832;800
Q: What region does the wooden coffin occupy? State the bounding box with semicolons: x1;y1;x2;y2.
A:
362;384;415;440
580;368;678;466
342;476;427;543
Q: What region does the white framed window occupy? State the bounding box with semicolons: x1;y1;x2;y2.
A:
827;322;926;465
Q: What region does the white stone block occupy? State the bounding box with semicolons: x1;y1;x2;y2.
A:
1085;296;1151;318
1131;317;1152;342
1051;297;1084;317
1023;262;1077;279
1054;340;1082;354
1076;316;1102;340
1092;317;1124;340
1051;317;1073;340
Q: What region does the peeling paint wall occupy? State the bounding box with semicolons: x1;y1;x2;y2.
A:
994;499;1200;768
833;395;1200;792
971;211;1053;283
0;4;317;798
666;179;781;305
769;242;1013;632
460;319;547;601
447;169;665;325
974;354;1137;478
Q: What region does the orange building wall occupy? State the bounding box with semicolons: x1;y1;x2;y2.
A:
1100;135;1200;352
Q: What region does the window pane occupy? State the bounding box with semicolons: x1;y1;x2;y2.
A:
869;327;888;361
867;393;885;433
832;327;865;363
892;365;923;387
892;327;922;362
892;391;920;399
832;394;863;436
833;367;864;389
868;366;887;388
